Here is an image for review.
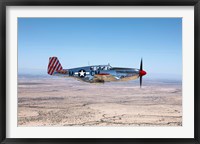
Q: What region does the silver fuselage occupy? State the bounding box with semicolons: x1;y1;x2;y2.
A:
53;65;140;83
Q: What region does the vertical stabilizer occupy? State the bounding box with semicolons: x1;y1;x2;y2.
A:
47;57;63;75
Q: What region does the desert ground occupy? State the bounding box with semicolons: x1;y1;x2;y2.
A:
18;75;182;126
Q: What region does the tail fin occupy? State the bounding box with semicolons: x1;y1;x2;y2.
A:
47;57;63;75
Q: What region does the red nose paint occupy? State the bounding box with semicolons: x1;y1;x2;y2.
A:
139;70;147;76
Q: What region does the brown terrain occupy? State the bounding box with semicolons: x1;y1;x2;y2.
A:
18;75;182;126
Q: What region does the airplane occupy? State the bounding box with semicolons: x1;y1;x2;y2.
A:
47;57;147;87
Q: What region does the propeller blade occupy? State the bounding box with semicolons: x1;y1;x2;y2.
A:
140;58;143;71
140;58;143;88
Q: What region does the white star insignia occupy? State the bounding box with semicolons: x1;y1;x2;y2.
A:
79;70;85;76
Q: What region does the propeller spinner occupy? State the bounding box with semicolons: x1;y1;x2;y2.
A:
139;59;147;88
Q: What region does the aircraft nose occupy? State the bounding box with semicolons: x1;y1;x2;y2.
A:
139;70;147;76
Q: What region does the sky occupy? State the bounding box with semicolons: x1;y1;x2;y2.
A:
18;18;182;80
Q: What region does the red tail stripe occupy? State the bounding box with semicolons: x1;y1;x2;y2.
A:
57;64;62;70
49;60;57;75
58;66;63;71
50;60;59;75
58;66;62;71
51;59;61;75
53;61;62;74
48;57;57;74
48;57;54;68
48;57;63;75
50;57;57;69
55;63;61;72
48;57;55;68
55;63;60;71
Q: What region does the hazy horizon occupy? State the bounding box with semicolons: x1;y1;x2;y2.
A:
18;72;182;82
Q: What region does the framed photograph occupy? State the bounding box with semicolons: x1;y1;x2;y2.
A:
0;0;199;144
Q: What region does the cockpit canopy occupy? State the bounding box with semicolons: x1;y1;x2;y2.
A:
90;65;112;71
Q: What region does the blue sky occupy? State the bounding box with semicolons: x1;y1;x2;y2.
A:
18;18;182;80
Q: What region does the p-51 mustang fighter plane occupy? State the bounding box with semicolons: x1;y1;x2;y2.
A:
47;57;147;87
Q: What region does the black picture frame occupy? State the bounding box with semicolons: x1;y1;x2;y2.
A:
0;0;199;144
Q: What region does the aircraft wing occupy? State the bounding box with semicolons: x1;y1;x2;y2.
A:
93;73;140;83
93;74;118;82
